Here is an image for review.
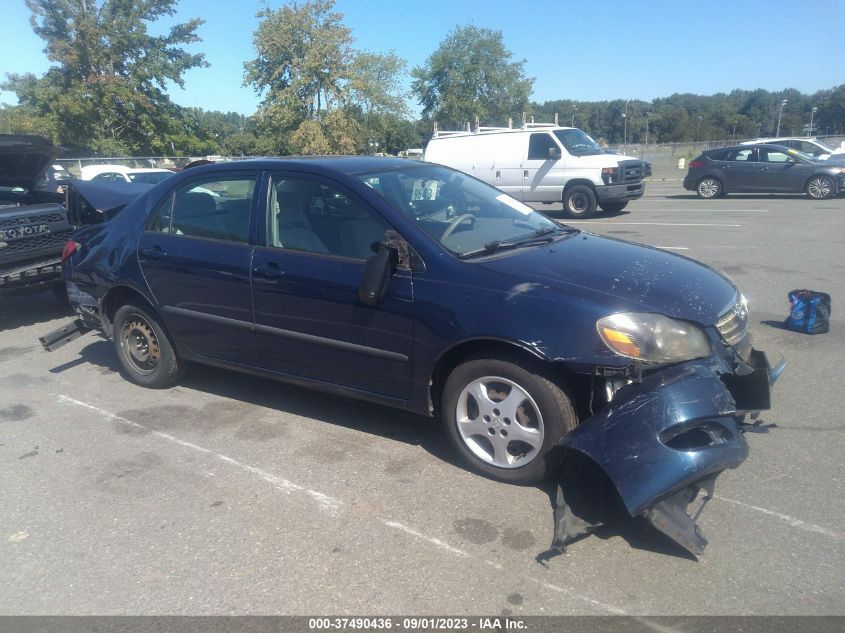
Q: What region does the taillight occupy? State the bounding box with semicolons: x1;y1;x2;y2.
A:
689;160;705;168
61;240;80;262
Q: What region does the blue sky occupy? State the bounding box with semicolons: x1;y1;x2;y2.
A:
1;0;842;116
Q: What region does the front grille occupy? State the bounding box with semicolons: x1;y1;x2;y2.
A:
0;212;65;229
620;162;643;182
0;229;71;258
716;300;749;345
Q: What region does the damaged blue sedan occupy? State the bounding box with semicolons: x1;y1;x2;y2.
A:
42;157;784;556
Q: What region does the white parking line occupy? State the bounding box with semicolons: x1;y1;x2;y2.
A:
56;393;633;616
567;222;742;227
714;495;843;540
56;394;344;514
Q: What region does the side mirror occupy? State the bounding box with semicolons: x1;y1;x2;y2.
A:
358;243;398;306
548;147;561;160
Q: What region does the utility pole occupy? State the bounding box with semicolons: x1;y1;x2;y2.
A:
571;104;577;127
732;121;737;143
622;100;628;149
696;116;702;142
644;112;651;156
776;99;788;136
809;106;818;137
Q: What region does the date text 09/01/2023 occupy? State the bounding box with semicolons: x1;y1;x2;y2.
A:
308;617;527;630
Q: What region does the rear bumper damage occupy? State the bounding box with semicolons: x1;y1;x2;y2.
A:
546;347;785;559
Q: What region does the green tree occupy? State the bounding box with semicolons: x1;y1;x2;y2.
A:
3;0;206;154
411;25;533;130
245;0;354;153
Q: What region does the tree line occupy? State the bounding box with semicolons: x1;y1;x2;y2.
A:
2;0;844;157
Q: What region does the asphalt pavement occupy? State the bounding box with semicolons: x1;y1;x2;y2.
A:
1;182;843;616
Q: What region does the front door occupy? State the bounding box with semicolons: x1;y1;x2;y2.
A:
251;173;414;400
521;132;564;202
138;172;259;365
756;147;803;192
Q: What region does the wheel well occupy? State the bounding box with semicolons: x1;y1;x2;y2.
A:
562;179;596;200
428;339;591;418
101;286;155;334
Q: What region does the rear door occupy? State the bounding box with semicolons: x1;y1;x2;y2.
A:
138;171;259;365
717;147;759;191
251;172;414;400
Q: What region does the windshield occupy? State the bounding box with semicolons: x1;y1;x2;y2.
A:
129;171;172;184
355;164;563;257
554;129;604;156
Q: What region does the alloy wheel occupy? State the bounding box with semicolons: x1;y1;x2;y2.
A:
454;376;545;469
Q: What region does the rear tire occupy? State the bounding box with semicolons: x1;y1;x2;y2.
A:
806;175;834;199
696;177;722;199
113;299;185;388
563;185;597;218
442;357;577;484
599;201;628;213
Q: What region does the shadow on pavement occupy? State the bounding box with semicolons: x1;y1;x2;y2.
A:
0;289;73;332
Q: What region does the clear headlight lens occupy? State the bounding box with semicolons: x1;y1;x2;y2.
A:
596;312;712;363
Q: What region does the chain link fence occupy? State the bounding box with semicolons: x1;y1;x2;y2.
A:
55;135;845;182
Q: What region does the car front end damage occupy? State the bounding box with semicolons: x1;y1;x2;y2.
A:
545;321;785;560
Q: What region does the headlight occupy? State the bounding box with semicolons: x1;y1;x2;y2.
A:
596;312;711;363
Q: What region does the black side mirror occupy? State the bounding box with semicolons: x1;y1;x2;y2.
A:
548;147;561;160
358;243;398;306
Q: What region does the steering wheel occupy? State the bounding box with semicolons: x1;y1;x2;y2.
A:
440;213;475;240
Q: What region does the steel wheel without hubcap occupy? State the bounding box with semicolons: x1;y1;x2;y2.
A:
455;376;544;469
120;316;161;375
697;177;722;198
807;176;834;199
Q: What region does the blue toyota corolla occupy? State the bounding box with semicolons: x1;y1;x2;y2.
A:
44;157;784;555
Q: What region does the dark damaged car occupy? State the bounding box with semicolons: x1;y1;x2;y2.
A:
43;158;784;556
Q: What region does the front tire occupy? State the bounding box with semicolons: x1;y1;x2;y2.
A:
696;177;722;199
563;185;597;218
599;201;628;213
441;357;577;484
113;300;185;388
806;175;834;199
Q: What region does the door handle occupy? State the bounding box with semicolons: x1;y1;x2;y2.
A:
253;261;284;278
140;246;166;259
523;170;529;178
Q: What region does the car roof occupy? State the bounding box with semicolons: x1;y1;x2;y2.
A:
184;156;422;176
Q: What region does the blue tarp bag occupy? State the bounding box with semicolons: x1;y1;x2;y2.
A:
785;289;830;334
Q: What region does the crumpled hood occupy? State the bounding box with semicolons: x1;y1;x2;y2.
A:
478;232;738;325
0;134;65;190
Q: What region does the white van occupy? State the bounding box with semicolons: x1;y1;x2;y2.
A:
424;124;649;217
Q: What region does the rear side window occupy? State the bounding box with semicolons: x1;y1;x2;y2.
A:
725;148;756;162
148;175;256;243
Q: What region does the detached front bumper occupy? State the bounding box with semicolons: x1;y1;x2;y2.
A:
550;347;784;557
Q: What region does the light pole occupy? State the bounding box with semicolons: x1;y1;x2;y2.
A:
571;104;577;127
809;106;818;136
732;121;737;143
696;116;702;142
756;122;762;137
776;99;787;136
644;112;652;156
622;100;629;150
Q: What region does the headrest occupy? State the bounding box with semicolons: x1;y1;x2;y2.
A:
277;190;306;223
175;191;217;218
